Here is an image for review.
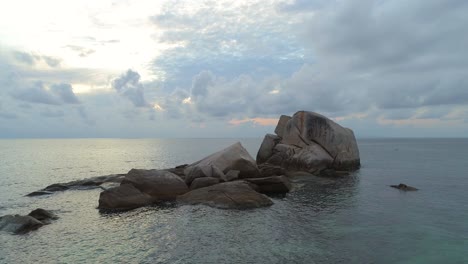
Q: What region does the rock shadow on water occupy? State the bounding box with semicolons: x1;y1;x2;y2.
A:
98;200;179;215
287;171;360;212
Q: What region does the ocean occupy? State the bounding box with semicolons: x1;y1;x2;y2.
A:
0;138;467;263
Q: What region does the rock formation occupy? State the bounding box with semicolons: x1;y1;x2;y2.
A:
26;111;362;214
257;111;360;174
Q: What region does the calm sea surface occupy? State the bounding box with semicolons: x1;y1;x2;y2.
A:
0;138;467;263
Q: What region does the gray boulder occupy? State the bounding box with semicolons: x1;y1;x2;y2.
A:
244;176;292;194
0;208;58;234
390;183;418;191
177;181;273;209
122;169;188;200
185;142;260;180
28;208;58;224
0;215;43;234
190;177;220;190
222;170;240;182
257;111;360;173
258;164;286;177
185;164;225;185
256;134;281;164
274;115;291;138
98;184;156;210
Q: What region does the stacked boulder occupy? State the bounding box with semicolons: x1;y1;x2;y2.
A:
257;111;360;174
98;142;291;211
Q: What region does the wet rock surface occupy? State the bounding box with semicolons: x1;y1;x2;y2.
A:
390;183;418;191
177;181;273;209
257;111;360;173
0;208;58;234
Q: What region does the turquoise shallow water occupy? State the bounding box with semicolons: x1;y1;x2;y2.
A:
0;138;467;263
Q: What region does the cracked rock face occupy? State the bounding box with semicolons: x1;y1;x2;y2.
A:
257;111;360;173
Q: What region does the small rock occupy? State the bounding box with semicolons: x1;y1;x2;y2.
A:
28;208;58;224
0;215;44;234
390;183;418;191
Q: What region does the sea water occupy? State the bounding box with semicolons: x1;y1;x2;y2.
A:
0;138;467;263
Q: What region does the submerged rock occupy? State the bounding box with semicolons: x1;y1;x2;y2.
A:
256;111;360;173
122;169;188;200
98;184;156;210
184;142;261;181
26;174;126;196
0;208;58;234
177;181;273;209
28;208;58;224
390;183;418;191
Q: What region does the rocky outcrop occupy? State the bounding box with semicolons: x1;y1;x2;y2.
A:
0;209;58;234
184;142;261;183
122;169;189;200
26;174;126;196
390;183;418;191
256;111;360;174
244;176;292;194
177;181;273;209
98;184;156;210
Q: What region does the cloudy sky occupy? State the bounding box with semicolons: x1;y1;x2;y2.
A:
1;0;467;138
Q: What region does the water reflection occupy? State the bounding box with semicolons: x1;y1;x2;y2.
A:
287;172;360;212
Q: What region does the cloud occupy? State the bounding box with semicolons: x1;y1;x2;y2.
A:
11;82;80;105
13;51;35;65
65;45;96;57
40;108;65;118
229;117;278;126
12;82;61;105
150;0;305;87
12;51;61;67
50;83;80;104
112;70;150;107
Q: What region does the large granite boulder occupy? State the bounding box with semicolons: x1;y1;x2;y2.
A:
257;111;360;173
177;181;273;209
121;169;189;200
98;184;156;210
184;142;260;183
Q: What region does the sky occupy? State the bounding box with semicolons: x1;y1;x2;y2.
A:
1;0;468;138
